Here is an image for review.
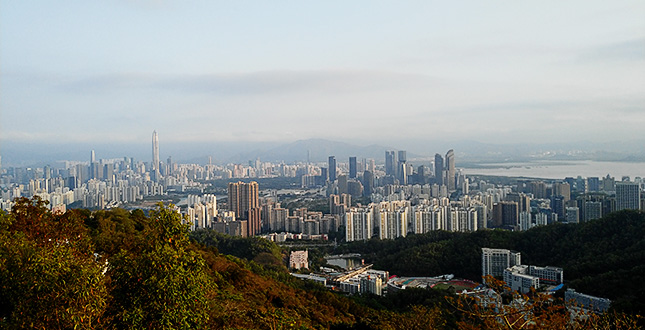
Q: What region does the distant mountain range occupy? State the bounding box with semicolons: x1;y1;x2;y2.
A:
230;139;406;164
2;138;644;167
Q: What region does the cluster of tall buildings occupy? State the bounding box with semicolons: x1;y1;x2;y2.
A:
342;171;643;241
261;202;342;237
302;149;461;200
1;131;643;242
519;176;643;226
382;149;455;189
0;154;167;211
345;199;485;242
182;181;262;237
183;180;344;238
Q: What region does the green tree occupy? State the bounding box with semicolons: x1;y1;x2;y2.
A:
0;197;107;329
105;203;214;329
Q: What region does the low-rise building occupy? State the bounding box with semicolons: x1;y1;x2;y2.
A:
565;289;611;313
289;250;308;270
503;265;540;294
528;265;563;285
503;264;563;293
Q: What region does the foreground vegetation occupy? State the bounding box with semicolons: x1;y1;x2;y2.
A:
0;197;641;329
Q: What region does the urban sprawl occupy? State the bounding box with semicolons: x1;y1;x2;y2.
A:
1;132;642;314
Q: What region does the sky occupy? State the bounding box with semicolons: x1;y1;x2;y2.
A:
1;1;644;148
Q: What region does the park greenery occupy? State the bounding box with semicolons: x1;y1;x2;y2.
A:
0;196;642;329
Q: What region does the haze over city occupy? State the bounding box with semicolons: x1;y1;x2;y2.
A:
2;3;645;327
2;1;644;160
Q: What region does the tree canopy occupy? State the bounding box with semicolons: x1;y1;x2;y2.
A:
0;198;642;329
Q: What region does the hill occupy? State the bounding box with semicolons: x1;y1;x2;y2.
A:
0;198;447;329
0;197;641;329
336;210;645;314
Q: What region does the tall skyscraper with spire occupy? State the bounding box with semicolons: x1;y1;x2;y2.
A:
152;130;160;182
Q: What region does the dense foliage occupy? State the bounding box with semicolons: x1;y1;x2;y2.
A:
0;197;642;329
2;198;447;329
336;210;645;314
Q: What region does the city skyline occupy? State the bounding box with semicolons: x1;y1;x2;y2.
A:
1;1;644;148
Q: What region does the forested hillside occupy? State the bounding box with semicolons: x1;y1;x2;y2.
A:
0;197;641;329
0;197;447;329
336;210;645;314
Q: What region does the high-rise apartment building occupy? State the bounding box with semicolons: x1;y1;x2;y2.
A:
584;201;602;221
506;192;531;213
529;181;547;199
228;181;259;221
553;182;571;202
602;175;616;192
566;207;580;223
616;182;641;211
492;201;519;227
587;177;600;192
482;248;521;279
345;208;373;242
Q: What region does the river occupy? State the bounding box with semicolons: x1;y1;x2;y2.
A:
461;160;645;180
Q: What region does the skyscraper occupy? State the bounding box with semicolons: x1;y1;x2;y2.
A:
152;130;160;182
385;151;396;176
397;150;407;184
89;150;98;180
398;162;407;185
397;150;407;163
228;181;259;220
551;195;566;221
349;156;357;179
492;201;519;227
445;149;455;191
434;153;444;186
553;182;571;202
362;170;374;197
616;182;641;211
328;156;337;182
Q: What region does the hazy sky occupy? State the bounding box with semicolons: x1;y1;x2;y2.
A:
2;1;644;146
